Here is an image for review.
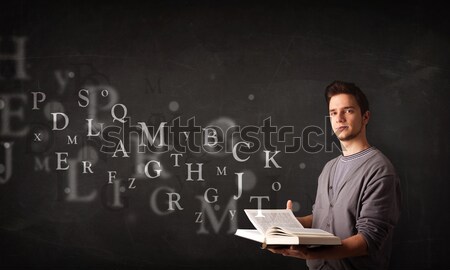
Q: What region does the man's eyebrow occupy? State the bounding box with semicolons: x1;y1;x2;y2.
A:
329;106;356;112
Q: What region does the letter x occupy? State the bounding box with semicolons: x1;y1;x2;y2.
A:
34;133;42;142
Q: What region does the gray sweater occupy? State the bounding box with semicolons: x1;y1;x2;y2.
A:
308;147;401;270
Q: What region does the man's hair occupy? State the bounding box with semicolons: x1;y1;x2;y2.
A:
325;80;369;114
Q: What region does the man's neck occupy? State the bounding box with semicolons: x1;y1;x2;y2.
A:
340;139;371;156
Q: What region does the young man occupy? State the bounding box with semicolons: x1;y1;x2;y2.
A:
270;81;401;270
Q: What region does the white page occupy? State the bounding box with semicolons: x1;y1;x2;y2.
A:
244;209;304;234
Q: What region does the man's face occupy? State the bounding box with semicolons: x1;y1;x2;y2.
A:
329;94;369;142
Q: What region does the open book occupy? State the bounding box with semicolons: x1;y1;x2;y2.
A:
235;209;341;247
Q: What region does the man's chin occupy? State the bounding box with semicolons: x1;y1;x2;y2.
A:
337;134;354;142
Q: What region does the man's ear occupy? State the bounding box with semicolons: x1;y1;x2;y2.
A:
363;111;370;125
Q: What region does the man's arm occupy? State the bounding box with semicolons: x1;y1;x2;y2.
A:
276;200;367;259
297;215;313;228
269;233;368;260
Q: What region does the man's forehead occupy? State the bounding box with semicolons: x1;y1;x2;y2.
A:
329;94;359;109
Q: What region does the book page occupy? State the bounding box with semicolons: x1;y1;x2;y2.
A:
244;209;304;234
289;228;335;236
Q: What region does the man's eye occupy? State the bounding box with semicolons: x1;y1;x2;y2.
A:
345;109;354;113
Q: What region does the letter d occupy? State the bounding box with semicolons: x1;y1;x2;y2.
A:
51;112;69;131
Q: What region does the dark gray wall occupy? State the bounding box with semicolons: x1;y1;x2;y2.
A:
1;1;449;269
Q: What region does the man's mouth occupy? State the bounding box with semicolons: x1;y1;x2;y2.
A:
336;126;348;132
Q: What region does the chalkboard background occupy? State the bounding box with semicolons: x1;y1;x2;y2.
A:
1;1;449;269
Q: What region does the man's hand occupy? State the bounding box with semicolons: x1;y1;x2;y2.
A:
269;234;369;260
268;245;314;260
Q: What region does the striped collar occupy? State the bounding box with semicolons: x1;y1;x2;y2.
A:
340;146;376;162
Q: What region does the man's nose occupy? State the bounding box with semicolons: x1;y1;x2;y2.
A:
336;112;345;122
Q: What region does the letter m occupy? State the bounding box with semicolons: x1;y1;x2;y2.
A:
137;122;168;151
34;156;50;172
216;166;227;176
67;135;78;145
